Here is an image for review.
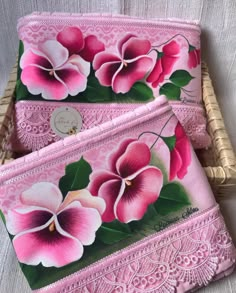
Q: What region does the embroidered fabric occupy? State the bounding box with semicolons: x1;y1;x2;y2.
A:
34;205;236;293
10;101;209;152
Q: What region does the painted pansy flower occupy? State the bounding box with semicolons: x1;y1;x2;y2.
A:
57;27;105;62
6;182;105;267
147;41;180;87
188;45;200;69
20;40;90;100
89;139;163;223
169;122;191;180
93;34;153;93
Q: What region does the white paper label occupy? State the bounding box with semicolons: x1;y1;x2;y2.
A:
50;106;82;138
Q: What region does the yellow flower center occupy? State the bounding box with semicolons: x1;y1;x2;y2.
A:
123;61;128;67
49;221;56;232
125;179;132;186
49;70;55;76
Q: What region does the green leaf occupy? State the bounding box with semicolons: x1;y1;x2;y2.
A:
83;76;113;102
169;70;194;87
127;82;154;102
150;152;168;185
154;182;190;216
0;210;6;224
159;83;181;100
161;135;176;151
96;220;132;244
16;80;30;100
59;157;92;197
17;40;24;80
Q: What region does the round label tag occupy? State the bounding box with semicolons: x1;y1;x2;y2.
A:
50;106;82;138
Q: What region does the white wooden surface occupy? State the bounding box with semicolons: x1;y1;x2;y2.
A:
0;1;236;292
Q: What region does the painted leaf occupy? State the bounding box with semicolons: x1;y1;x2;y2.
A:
59;157;92;197
161;135;176;151
0;210;6;224
154;182;190;216
84;75;113;102
159;83;181;100
127;82;154;101
17;40;24;80
150;152;168;185
169;70;194;87
96;220;132;244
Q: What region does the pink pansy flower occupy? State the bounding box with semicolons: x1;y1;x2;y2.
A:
6;182;105;267
57;27;105;62
93;34;153;93
89;139;163;223
20;40;90;100
147;41;180;87
169;122;191;181
188;45;201;69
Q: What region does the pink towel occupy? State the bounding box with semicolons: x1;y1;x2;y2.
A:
1;96;234;292
11;12;210;152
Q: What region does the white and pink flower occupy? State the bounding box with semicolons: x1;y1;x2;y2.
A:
6;182;105;267
89;139;163;223
93;34;153;93
20;40;90;100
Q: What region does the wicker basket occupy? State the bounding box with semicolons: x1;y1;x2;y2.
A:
0;63;236;198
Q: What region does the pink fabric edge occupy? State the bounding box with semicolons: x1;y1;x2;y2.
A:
0;96;171;179
17;12;200;33
12;99;211;151
32;204;236;293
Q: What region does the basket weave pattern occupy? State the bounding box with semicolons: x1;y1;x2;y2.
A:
0;63;236;197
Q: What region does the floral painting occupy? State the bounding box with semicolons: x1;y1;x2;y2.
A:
16;26;200;103
0;121;196;289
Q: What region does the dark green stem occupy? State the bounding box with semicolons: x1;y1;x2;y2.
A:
138;114;175;149
151;33;190;48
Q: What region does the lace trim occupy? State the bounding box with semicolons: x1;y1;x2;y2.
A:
10;101;210;152
34;205;236;293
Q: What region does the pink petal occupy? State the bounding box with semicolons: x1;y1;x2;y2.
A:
61;189;106;215
116;140;151;178
6;207;53;235
121;37;151;60
20;182;63;213
98;178;122;222
109;138;135;174
57;27;84;56
21;65;69;100
112;56;153;93
117;34;136;56
88;170;120;196
196;49;201;64
175;137;191;179
57;201;101;245
116;167;163;223
38;40;69;68
55;63;88;96
146;58;163;86
20;49;52;69
95;61;122;87
80;35;105;62
68;54;90;77
160;55;179;79
162;41;180;56
175;122;186;139
93;52;121;70
169;148;182;181
13;227;83;267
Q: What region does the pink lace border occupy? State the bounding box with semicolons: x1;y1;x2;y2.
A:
33;204;236;293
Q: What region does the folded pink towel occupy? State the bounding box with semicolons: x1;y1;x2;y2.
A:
0;96;234;292
11;12;211;152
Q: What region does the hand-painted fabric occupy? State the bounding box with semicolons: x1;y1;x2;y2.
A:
0;96;235;292
11;12;211;152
